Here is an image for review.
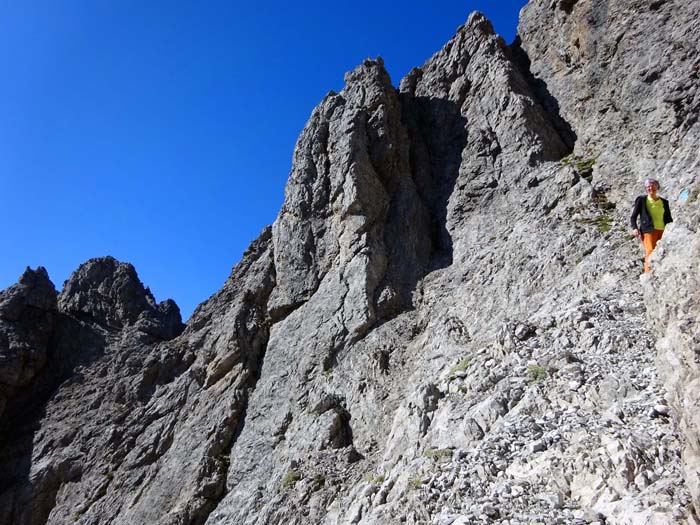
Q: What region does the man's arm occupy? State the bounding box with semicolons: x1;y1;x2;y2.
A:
630;196;642;232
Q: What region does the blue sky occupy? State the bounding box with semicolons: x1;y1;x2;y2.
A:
0;1;527;320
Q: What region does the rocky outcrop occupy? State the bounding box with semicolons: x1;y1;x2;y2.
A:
59;256;183;340
398;12;572;266
270;56;431;330
643;172;700;517
0;258;185;525
516;0;700;202
0;267;57;421
1;1;700;524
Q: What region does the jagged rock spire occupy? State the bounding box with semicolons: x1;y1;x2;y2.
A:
0;266;57;322
2;3;700;524
59;256;183;340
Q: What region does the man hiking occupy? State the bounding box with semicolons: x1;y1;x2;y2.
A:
630;178;673;273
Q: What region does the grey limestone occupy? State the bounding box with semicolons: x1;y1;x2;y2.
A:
1;1;700;524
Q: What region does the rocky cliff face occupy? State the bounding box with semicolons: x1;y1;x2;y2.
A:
1;1;699;524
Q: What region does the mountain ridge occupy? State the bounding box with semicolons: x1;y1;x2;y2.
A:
2;2;699;524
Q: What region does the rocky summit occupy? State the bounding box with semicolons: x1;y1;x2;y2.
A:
2;1;699;524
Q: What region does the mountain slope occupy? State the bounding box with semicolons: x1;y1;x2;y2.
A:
1;1;699;524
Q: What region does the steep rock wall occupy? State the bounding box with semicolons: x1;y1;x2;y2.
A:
519;0;700;517
0;2;699;524
517;0;700;200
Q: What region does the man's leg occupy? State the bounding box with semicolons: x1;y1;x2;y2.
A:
643;229;665;272
643;233;655;273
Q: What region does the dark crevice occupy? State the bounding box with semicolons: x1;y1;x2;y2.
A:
366;31;577;331
193;383;258;525
399;92;467;270
560;0;579;14
325;87;469;334
509;37;577;155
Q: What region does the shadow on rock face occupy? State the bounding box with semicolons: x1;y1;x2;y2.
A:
509;36;578;155
368;95;467;324
0;259;188;525
0;314;108;525
399;94;468;273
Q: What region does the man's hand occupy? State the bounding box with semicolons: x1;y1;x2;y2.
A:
632;228;640;238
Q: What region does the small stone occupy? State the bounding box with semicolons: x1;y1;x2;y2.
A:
448;382;462;395
481;503;499;518
511;484;525;497
635;472;650;489
568;381;582;391
362;484;378;498
528;440;546;453
539;491;564;508
653;404;670;416
514;323;535;340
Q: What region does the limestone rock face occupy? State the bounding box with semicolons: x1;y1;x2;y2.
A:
519;0;700;517
397;11;573;280
517;0;700;202
644;178;700;516
270;57;431;329
1;1;700;524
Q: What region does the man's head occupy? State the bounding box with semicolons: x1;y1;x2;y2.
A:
645;178;660;197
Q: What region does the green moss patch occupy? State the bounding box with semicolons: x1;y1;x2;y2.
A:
527;364;548;384
281;469;302;490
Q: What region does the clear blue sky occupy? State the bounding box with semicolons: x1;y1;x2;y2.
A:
0;1;527;321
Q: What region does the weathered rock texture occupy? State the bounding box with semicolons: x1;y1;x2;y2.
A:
0;267;57;421
1;1;699;524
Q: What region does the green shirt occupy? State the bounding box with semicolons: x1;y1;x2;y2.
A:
646;196;666;230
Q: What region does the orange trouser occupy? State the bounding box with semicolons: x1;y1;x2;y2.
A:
642;229;664;273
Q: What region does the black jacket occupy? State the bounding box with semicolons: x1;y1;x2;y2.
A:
630;195;673;233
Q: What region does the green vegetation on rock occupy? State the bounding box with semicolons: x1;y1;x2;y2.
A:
424;448;453;460
449;356;471;378
527;364;548;384
281;469;302;490
577;215;612;233
363;472;385;484
563;153;597;181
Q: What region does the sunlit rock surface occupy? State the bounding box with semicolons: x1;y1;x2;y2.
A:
1;1;699;523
